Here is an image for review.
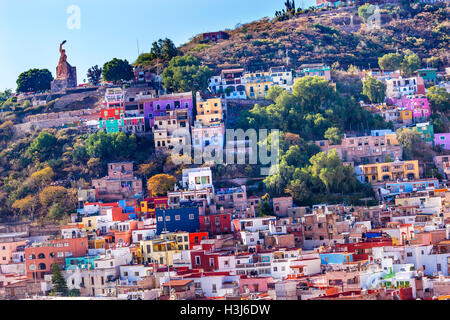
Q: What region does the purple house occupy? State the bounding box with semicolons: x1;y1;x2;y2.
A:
142;92;194;127
389;96;431;120
435;133;450;150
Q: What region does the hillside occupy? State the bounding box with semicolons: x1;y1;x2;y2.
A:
180;4;449;72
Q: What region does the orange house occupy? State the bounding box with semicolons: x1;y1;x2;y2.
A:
25;237;88;279
110;207;130;222
398;110;412;123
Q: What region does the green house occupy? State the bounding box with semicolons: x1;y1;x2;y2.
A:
416;68;438;85
99;118;124;133
65;256;100;270
416;122;434;145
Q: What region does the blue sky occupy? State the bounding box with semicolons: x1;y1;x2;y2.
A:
0;0;316;92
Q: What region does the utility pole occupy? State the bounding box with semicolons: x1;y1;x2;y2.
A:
162;209;171;298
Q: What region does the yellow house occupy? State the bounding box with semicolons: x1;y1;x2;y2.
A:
385;133;400;146
357;160;420;184
88;238;106;250
82;216;98;233
196;98;224;125
140;231;189;266
244;71;274;99
398;110;412;123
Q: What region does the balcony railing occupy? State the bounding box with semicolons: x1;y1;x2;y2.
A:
235;262;271;269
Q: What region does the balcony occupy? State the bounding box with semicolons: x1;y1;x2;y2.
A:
235;262;271;269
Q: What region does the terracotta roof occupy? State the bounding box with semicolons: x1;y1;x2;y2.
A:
162;279;193;287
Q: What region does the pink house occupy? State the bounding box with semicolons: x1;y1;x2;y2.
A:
390;96;431;120
239;276;274;294
435;133;450;150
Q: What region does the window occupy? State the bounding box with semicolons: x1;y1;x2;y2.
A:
189;214;194;220
157;217;163;222
209;258;215;267
437;264;441;271
165;216;171;222
195;256;201;265
175;215;181;221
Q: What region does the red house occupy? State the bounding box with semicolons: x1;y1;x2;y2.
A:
99;107;124;120
202;31;229;42
335;238;392;261
199;213;231;235
189;232;209;249
190;248;220;272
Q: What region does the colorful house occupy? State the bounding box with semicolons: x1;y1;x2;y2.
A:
391;96;431;120
416;68;438;85
142;92;193;127
25;237;88;279
188;232;209;249
155;204;200;234
356;160;420;184
383;178;439;194
415;122;434;145
196;97;225;126
244;72;274;99
319;252;353;265
434;133;450;150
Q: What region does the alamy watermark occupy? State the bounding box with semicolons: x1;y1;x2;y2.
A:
67;5;81;30
169;128;280;176
366;5;381;31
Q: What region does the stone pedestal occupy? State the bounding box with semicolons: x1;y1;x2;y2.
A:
51;65;77;92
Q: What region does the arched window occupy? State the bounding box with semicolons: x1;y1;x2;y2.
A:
49;252;55;258
38;263;46;270
38;253;45;259
28;254;36;260
29;263;36;271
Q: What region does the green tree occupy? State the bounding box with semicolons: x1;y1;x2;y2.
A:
427;86;450;114
292;76;336;113
27;131;59;161
68;289;81;297
324;127;343;145
256;193;272;217
0;89;12;106
363;77;386;103
135;53;154;66
87;65;102;85
16;69;53;93
51;264;68;296
266;85;285;101
162;55;212;93
378;53;403;71
358;4;372;22
401;51;421;76
396;127;426;160
102;58;134;83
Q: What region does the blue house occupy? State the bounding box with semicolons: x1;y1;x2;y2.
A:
385;179;439;194
319;252;353;265
156;202;200;234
